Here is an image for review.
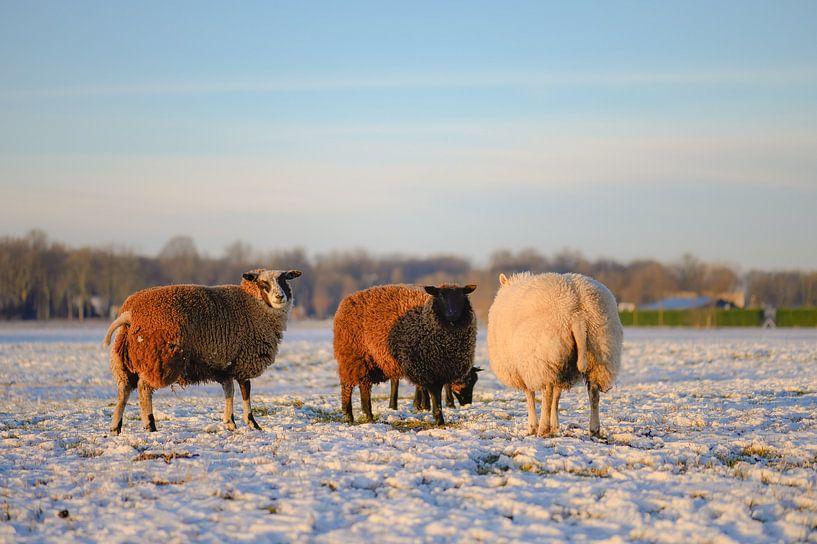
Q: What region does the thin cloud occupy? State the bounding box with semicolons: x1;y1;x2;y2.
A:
2;68;815;98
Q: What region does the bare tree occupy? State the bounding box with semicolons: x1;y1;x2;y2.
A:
158;235;200;284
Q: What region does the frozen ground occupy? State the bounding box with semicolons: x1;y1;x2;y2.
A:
1;322;816;543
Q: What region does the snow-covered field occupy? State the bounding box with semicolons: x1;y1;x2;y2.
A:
1;322;816;543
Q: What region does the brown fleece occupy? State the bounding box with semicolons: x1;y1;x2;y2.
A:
334;285;428;386
112;281;288;389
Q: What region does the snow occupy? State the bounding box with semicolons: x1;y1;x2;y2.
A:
1;323;816;542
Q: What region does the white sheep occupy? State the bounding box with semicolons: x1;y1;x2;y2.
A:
103;268;301;434
487;272;622;437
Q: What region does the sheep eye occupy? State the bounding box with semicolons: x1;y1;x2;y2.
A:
259;281;270;291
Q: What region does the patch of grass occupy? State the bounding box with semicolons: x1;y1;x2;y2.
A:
568;466;611;478
277;399;304;408
714;451;740;468
784;388;815;397
152;478;188;486
386;419;461;432
321;480;338;491
65;438;104;458
741;444;779;460
388;419;437;432
133;451;198;464
308;408;346;424
474;454;501;475
261;504;278;514
252;406;272;417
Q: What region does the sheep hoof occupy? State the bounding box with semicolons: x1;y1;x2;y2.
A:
111;422;122;435
146;415;157;432
537;427;553;437
247;414;262;430
527;426;537;436
224;415;237;431
589;426;600;437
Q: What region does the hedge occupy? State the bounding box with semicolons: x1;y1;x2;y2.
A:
619;309;765;327
775;308;817;327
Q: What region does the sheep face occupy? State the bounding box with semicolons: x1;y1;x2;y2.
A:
424;284;477;326
451;366;482;405
242;269;302;309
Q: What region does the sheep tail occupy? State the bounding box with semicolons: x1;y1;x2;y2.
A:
103;311;131;347
571;318;589;373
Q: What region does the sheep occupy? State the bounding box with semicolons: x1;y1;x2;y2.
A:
102;268;301;434
334;283;477;426
487;272;622;437
388;367;483;411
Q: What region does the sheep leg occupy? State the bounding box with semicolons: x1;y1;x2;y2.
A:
413;386;431;411
538;384;554;436
137;380;157;432
239;380;262;430
359;380;374;422
110;378;136;435
413;386;423;410
221;379;237;431
588;382;601;436
524;390;537;435
389;378;399;410
549;386;562;434
428;384;445;426
341;383;354;423
444;383;456;407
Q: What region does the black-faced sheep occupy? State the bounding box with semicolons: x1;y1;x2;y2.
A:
334;283;477;426
103;269;301;434
487;272;622;437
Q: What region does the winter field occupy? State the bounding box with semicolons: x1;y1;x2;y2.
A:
0;322;816;543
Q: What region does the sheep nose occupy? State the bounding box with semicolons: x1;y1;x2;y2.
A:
274;294;285;302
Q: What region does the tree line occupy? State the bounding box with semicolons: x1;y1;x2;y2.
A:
1;230;815;321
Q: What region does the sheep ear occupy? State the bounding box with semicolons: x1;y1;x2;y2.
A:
424;286;439;296
242;271;259;282
498;273;508;286
285;270;302;280
463;284;477;294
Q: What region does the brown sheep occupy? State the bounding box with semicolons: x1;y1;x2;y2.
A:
333;283;477;426
103;269;301;434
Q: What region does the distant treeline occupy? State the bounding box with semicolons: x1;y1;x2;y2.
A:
2;230;816;321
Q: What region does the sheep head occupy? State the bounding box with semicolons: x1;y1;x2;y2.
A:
424;283;476;326
242;269;302;310
450;366;482;405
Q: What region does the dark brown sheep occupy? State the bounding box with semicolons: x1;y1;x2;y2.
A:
333;283;477;426
103;269;300;434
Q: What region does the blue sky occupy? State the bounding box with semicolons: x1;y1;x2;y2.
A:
1;1;816;270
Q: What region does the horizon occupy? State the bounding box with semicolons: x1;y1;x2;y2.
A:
2;2;816;271
4;227;814;275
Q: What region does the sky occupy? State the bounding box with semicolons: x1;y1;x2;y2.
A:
1;1;816;271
